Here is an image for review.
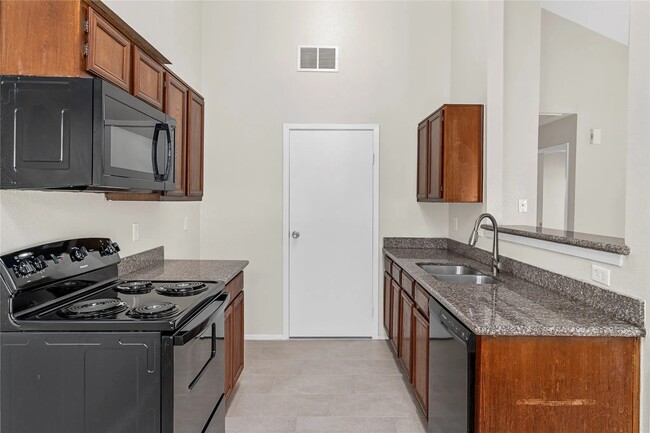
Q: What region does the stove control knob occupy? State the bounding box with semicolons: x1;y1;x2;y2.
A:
33;255;48;271
16;259;36;277
100;243;117;256
111;242;121;253
70;247;88;262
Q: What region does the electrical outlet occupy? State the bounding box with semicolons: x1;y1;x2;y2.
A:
518;199;528;213
183;216;189;231
132;223;140;242
453;217;459;231
591;264;610;286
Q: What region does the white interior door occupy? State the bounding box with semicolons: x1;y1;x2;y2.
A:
288;128;375;337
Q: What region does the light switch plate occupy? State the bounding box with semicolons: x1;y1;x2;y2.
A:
518;199;528;213
132;223;140;242
183;216;189;231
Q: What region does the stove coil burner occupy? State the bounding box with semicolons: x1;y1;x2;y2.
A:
126;302;179;319
60;298;128;319
156;282;208;297
115;281;153;294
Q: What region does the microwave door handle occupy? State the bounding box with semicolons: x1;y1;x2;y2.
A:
161;123;172;182
151;123;163;181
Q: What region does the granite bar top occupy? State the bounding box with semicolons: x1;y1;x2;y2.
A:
481;224;630;255
384;246;644;337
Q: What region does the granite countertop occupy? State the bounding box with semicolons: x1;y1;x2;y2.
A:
385;247;644;337
481;224;630;255
120;259;249;285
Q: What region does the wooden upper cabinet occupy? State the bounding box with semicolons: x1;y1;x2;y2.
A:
428;112;443;201
86;7;131;91
187;92;205;198
163;72;189;197
133;47;164;109
416;121;429;200
416;104;483;203
0;1;87;76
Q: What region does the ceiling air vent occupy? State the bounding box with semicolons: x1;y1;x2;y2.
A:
297;46;339;72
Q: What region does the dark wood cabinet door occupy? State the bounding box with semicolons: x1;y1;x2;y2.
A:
427;111;443;201
412;307;429;416
86;8;131;91
383;272;392;335
417;120;429;200
133;46;164;109
187;91;204;198
224;302;234;399
163;72;188;197
390;280;401;355
400;290;414;381
232;291;245;385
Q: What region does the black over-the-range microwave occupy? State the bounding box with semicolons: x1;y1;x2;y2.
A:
0;75;176;192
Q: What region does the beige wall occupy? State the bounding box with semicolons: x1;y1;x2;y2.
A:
0;0;204;258
198;1;453;336
540;9;628;238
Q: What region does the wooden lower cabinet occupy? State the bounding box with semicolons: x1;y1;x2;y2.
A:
399;290;414;380
383;256;641;430
412;306;429;415
231;291;245;385
390;279;401;355
476;336;640;433
224;273;245;400
383;272;392;335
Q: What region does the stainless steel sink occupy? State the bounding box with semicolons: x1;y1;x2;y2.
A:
432;274;499;285
418;264;482;276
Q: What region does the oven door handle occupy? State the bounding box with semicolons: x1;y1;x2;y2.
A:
172;294;227;346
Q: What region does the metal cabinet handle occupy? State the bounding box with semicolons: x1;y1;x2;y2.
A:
291;231;300;239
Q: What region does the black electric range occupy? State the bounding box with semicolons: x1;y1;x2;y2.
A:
0;238;227;433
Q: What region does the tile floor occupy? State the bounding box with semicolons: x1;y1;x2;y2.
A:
226;340;427;433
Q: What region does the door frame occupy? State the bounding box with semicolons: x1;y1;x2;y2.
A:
282;124;380;339
537;142;570;230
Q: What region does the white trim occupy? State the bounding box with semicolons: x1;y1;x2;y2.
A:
282;124;380;340
483;230;625;266
244;334;286;341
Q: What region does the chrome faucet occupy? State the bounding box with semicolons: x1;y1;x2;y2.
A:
468;213;501;276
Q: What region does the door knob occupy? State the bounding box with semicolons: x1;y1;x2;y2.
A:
291;231;300;239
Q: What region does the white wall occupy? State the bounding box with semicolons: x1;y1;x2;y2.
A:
540;9;628;238
541;0;630;46
448;1;488;242
0;0;204;258
199;1;453;336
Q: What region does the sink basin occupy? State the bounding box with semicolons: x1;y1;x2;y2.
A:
433;274;500;285
418;264;482;276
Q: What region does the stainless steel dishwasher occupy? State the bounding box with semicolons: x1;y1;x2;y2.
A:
428;297;476;433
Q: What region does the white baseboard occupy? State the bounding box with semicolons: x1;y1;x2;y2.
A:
244;334;286;340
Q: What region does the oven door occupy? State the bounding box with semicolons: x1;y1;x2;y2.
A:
94;80;176;192
165;294;227;433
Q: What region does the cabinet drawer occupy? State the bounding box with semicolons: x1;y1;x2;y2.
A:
384;256;393;274
391;263;402;286
414;283;431;318
86;8;131;91
401;272;415;299
133;46;164;109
